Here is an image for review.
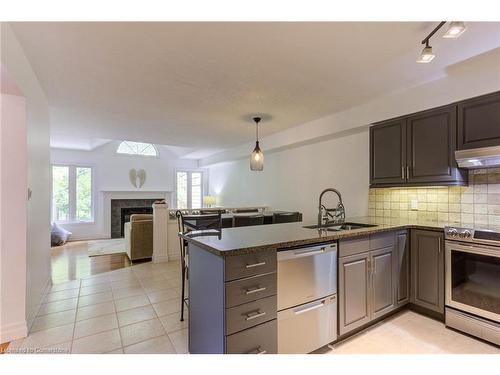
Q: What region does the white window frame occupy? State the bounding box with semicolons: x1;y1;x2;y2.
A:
51;164;95;224
115;141;159;158
175;169;207;209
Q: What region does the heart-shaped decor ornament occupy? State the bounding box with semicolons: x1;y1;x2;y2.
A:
129;168;146;188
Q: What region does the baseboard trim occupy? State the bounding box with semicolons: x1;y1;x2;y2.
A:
68;234;110;241
0;321;28;344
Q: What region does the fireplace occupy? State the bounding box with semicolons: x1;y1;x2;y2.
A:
110;198;160;238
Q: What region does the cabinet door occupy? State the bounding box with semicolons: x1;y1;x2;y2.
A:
458;91;500;150
371;246;396;320
370;119;406;186
395;231;410;307
339;252;371;336
411;230;444;314
406;105;462;184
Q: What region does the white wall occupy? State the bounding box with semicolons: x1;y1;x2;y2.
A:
201;48;500;167
206;49;500;221
51;142;200;240
0;92;28;343
209;129;369;223
1;23;52;336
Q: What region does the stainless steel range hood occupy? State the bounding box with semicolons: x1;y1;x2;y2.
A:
455;145;500;169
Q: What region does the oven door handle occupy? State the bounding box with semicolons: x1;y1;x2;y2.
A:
445;241;500;257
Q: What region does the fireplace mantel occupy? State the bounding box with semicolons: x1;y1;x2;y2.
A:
101;190;173;238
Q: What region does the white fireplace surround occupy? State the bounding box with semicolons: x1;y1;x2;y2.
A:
101;190;172;239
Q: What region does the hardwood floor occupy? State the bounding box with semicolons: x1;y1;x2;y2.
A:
51;240;133;284
0;341;10;354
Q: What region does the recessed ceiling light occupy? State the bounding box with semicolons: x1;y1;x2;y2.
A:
417;45;435;63
443;22;467;38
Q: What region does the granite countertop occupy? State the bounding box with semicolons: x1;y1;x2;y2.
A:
181;216;455;257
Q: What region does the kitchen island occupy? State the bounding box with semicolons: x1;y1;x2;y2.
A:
182;217;449;354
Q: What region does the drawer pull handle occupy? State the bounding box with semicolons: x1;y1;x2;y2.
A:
294;301;325;315
245;286;267;295
245;261;266;269
246;347;267;354
245;311;266;321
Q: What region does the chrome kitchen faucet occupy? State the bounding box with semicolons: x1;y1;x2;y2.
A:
318;188;345;227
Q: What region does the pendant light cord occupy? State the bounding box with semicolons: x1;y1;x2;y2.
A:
253;117;261;143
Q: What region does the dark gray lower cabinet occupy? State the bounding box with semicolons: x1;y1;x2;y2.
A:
371;246;395;319
188;244;277;354
226;320;277;354
410;229;444;314
339;233;400;336
339;251;371;335
395;231;410;306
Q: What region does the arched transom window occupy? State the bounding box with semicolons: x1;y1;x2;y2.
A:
116;141;158;157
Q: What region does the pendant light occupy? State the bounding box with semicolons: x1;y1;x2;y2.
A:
250;117;264;171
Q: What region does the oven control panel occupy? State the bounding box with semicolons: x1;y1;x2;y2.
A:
445;227;472;240
445;226;500;245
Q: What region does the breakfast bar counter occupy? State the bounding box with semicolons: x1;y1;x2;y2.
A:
181;216;448;256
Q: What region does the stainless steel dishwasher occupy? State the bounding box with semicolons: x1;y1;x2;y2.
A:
277;241;337;354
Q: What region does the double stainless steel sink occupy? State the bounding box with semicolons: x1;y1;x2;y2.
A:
303;222;377;231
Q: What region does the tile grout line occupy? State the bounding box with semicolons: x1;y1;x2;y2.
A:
26;261;183;354
142;272;176;350
110;275;125;353
69;278;82;354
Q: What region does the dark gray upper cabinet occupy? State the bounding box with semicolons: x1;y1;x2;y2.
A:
370;119;406;186
369;99;477;187
457;91;500;150
410;229;444;315
406;105;466;185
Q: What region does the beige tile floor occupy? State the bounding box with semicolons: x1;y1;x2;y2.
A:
325;310;499;354
6;261;188;354
5;260;499;354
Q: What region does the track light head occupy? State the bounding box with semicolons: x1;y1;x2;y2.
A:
443;22;467;38
417;44;435;63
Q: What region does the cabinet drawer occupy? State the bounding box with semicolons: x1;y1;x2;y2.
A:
226;295;277;335
339;236;369;257
225;272;277;308
370;232;395;250
225;250;277;281
226;320;277;354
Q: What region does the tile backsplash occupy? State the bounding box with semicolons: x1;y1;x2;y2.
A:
368;169;500;226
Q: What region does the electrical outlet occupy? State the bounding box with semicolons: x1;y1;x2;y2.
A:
410;199;418;210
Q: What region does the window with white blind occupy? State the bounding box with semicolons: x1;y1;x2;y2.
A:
176;171;204;209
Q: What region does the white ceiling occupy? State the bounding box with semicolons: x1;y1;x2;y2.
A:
10;22;500;157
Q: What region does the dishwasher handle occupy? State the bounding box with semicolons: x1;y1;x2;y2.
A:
278;242;337;261
294;301;325;315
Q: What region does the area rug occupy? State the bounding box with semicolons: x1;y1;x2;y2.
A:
87;238;126;257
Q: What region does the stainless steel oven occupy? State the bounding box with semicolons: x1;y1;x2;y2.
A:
444;226;500;345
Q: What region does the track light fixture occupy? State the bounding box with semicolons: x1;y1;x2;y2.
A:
417;21;466;63
443;22;467;38
417;41;435;63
